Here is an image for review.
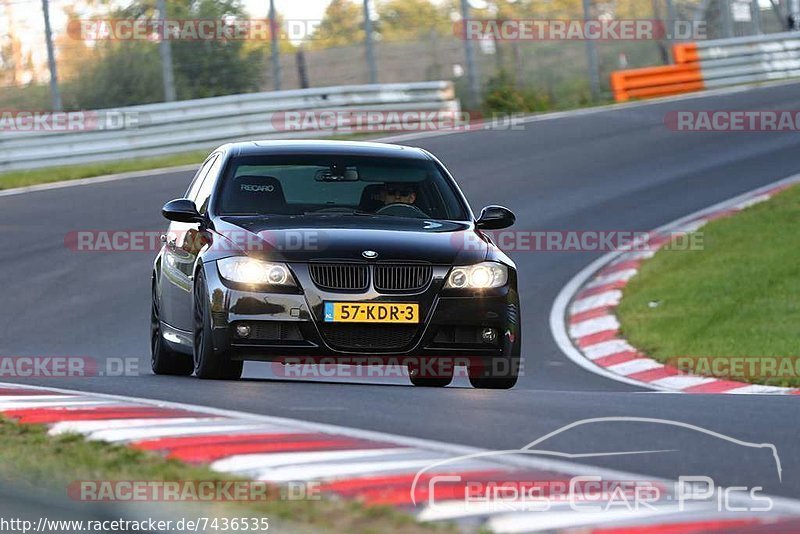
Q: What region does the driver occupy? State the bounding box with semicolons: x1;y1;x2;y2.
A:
377;183;417;207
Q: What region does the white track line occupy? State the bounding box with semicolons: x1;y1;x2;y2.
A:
256;459;452;483
0;164;199;198
212;448;411;473
550;172;800;393
606;359;663;376
570;291;622;315
48;417;225;435
569;316;620;338
583;340;638;361
584;268;639;288
89;423;272;443
0;381;757;501
486;505;689;533
4;381;800;531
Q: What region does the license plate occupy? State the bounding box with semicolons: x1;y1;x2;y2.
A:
324;302;419;323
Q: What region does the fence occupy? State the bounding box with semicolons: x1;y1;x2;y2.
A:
0;81;459;172
610;31;800;101
7;0;798;115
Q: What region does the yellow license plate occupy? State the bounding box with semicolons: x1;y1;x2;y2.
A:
324;302;419;323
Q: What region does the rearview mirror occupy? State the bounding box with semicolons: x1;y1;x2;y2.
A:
315;166;359;181
162;198;203;223
476;205;515;230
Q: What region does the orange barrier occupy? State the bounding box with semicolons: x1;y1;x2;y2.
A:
610;61;704;102
612;33;800;102
672;42;700;64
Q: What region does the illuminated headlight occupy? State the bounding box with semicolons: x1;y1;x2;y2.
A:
445;262;508;289
217;257;293;286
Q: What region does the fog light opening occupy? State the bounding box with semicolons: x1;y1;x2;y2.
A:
481;328;497;344
235;324;251;338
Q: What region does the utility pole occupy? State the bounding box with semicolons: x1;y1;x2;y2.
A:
460;0;480;110
751;0;762;34
156;0;176;102
664;0;676;62
41;0;62;111
791;0;800;30
269;0;281;90
296;46;309;89
721;0;734;37
582;0;600;101
363;0;378;84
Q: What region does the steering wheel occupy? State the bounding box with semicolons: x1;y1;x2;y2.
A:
375;203;429;218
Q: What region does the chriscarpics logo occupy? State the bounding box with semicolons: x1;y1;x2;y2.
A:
241;184;275;192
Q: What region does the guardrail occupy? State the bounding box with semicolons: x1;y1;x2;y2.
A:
611;31;800;101
0;81;459;172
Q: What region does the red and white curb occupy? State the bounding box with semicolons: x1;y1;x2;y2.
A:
551;174;800;395
2;382;800;533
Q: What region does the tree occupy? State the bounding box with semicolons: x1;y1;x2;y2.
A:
68;42;164;108
65;0;265;108
169;0;265;100
55;8;92;83
376;0;451;41
309;0;364;49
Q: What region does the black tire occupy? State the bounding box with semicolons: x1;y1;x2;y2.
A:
193;270;243;380
151;280;193;376
408;358;453;388
468;356;519;389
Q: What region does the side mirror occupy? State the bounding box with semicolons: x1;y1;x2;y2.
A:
476;205;515;230
162;198;203;223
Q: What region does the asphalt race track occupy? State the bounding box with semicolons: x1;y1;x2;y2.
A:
1;82;799;499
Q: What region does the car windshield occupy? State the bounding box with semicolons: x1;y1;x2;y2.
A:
216;155;468;220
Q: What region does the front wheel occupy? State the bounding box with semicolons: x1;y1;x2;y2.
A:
408;358;453;387
151;281;193;376
193;270;243;380
468;356;519;389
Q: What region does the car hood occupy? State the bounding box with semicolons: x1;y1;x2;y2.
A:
213;215;489;264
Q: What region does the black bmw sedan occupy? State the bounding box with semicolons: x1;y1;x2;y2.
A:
151;140;520;389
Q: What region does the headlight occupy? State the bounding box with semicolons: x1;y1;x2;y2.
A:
445;262;508;289
217;257;294;286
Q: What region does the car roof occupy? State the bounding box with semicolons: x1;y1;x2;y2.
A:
217;140;431;160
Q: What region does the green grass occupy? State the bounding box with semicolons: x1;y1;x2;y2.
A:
616;184;800;388
0;151;210;191
0;418;449;533
0;133;387;191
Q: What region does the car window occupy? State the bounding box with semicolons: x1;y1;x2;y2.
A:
195;154;223;215
186;155;218;203
216;155;467;220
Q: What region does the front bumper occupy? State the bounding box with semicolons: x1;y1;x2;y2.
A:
203;261;521;363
